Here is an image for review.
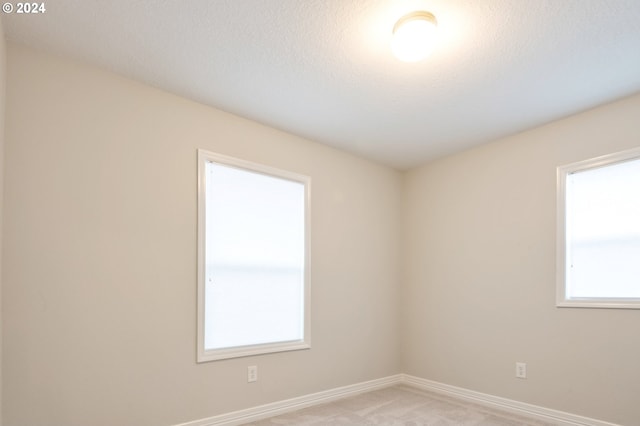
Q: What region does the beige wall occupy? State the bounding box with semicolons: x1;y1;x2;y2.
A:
402;93;640;425
2;43;401;426
0;16;6;426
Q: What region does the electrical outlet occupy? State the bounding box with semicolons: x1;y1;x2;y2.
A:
515;362;527;379
247;365;258;383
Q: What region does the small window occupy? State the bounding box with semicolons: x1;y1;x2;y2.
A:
197;150;311;361
557;147;640;309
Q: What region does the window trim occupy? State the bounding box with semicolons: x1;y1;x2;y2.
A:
556;146;640;309
197;149;311;362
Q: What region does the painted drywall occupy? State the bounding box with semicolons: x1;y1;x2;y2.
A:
402;93;640;425
0;16;6;426
2;43;401;426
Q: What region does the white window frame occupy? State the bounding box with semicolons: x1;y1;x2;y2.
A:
197;150;311;362
556;146;640;309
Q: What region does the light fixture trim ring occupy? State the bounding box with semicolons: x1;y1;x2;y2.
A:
393;11;437;35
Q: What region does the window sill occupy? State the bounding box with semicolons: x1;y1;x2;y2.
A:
556;299;640;310
197;340;311;363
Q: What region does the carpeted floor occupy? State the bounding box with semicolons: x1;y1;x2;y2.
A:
244;385;556;425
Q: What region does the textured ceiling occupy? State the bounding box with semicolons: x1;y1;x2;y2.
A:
3;0;640;169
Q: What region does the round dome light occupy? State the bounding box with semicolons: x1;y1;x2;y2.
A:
391;11;438;62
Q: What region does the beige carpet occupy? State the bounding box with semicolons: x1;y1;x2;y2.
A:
244;385;555;425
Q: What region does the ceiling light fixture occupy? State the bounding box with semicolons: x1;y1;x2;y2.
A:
391;11;438;62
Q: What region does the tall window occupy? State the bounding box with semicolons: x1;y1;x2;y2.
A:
557;147;640;309
197;150;311;362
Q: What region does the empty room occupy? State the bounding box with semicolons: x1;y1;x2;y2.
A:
1;1;639;425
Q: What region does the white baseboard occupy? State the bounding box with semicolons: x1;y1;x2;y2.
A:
174;373;619;426
401;374;619;426
173;374;402;426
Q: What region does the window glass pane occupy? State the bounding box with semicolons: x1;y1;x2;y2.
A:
566;157;640;299
204;161;305;350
